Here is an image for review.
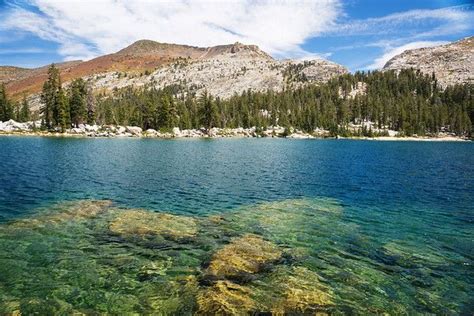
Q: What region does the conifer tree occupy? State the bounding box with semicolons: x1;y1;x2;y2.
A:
19;96;30;122
57;87;69;132
0;84;12;122
198;90;217;131
69;78;87;127
86;86;96;125
40;64;61;129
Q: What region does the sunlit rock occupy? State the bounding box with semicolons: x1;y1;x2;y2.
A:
222;198;345;247
109;209;197;240
126;126;142;135
206;234;282;281
11;200;112;227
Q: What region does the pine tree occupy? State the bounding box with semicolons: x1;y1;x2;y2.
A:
0;84;12;122
157;95;172;130
198;90;217;132
57;87;69;132
19;96;30;122
86;87;96;125
68;78;87;127
40;64;61;129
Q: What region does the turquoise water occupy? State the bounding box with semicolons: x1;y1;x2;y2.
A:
0;137;473;314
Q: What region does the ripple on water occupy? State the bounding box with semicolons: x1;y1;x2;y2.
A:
0;197;472;314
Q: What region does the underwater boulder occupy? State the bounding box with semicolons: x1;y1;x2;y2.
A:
11;200;113;227
109;209;198;241
269;266;334;315
206;234;282;281
196;280;258;315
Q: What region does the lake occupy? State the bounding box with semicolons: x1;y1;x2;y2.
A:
0;137;473;314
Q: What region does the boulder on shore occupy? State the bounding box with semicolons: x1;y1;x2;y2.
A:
126;126;142;135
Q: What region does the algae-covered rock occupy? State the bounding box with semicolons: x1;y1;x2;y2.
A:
222;198;345;243
270;266;334;314
109;209;198;240
140;275;199;314
381;241;447;268
196;280;258;315
12;200;112;227
207;234;282;281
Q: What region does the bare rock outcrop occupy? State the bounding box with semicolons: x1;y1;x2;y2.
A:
383;37;474;87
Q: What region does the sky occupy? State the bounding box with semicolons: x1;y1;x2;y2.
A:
0;0;473;71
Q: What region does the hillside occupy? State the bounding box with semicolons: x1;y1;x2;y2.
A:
3;40;347;110
4;41;206;97
0;66;31;84
3;41;283;98
383;37;474;87
89;48;346;99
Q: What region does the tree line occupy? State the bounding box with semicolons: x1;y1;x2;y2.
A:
94;68;473;136
3;64;473;137
39;64;95;131
0;84;30;123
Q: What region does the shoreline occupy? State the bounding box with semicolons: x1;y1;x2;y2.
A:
0;130;470;142
1;120;470;141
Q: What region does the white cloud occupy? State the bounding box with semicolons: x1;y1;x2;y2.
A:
0;48;49;54
0;0;341;61
367;41;448;70
331;6;474;37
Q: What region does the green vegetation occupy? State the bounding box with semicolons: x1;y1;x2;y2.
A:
0;84;14;122
68;78;87;127
19;96;30;122
93;68;472;136
4;64;471;137
39;64;95;131
0;85;31;123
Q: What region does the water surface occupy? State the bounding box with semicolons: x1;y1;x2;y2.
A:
0;137;472;314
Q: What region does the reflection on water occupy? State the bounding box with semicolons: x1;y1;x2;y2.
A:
0;198;472;314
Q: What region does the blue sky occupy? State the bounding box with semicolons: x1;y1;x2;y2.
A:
0;0;473;71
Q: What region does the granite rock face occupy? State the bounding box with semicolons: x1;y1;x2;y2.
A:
383;37;474;87
87;46;348;100
7;41;347;112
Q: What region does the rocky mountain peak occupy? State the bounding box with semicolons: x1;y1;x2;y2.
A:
201;42;273;60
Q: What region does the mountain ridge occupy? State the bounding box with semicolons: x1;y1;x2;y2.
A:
2;40;348;109
2;36;473;105
383;36;474;87
1;40;287;98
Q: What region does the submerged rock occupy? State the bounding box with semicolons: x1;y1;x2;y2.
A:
109;209;197;241
270;266;334;314
381;241;447;268
11;200;112;227
220;198;346;249
206;234;282;281
196;280;258;315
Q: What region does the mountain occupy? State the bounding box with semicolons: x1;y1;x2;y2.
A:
3;40;347;106
89;42;347;99
383;37;474;87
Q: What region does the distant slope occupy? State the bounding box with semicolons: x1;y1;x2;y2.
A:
0;66;31;84
383;37;474;87
82;42;347;99
4;41;276;98
3;40;347;108
3;61;83;96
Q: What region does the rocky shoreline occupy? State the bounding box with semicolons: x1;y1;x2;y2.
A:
0;119;470;141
